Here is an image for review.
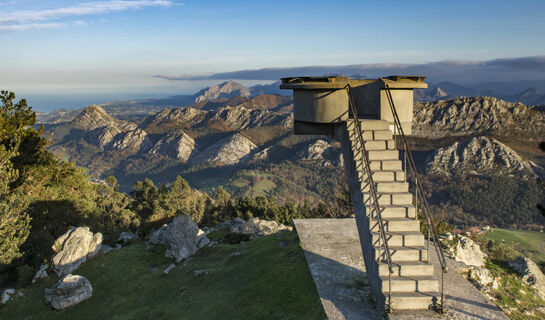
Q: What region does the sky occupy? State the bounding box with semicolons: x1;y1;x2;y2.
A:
1;0;545;110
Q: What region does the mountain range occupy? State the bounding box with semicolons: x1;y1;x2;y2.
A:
36;81;545;229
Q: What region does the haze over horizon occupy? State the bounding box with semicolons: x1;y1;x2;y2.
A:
1;0;545;110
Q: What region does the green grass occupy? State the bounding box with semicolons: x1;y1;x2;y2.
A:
485;228;545;265
0;232;325;320
486;260;545;319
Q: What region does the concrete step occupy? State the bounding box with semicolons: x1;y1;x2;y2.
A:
347;119;390;131
379;261;435;277
372;231;425;247
364;192;413;206
378;205;416;219
377;182;409;193
370;170;406;182
389;292;440;310
369;160;402;171
378;246;428;262
360;181;408;193
367;150;399;161
370;218;420;233
381;275;438;293
356;140;396;151
350;129;394;141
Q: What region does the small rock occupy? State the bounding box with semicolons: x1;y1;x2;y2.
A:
230;251;241;256
163;264;176;275
1;289;15;305
469;267;494;288
229;217;291;237
44;275;92;310
100;245;114;254
114;244;122;250
194;270;208;277
117;232;139;245
32;264;49;283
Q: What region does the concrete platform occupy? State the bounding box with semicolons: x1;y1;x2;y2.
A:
294;218;508;320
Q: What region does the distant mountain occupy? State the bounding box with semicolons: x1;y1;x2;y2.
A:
249;81;288;96
193;81;251;103
413;96;545;138
426;136;539;178
191;94;293;114
73;105;137;131
190;133;257;166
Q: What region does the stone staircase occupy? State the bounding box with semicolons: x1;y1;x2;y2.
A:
340;119;439;311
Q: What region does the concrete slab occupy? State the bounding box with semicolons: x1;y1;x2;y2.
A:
294;218;508;320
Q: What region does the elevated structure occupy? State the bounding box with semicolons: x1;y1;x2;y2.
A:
281;76;447;313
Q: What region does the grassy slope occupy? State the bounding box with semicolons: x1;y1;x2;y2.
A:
0;232;326;320
485;228;545;265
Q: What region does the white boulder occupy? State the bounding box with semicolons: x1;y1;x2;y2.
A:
52;227;103;277
454;236;487;267
149;214;210;263
44;274;93;310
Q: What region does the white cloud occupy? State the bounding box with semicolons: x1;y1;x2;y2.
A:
0;22;66;31
0;1;174;31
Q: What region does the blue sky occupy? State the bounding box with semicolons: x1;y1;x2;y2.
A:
1;0;544;110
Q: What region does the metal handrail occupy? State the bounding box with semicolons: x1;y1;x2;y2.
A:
381;80;448;311
345;84;394;311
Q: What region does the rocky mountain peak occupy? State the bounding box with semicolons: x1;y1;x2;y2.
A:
426;136;538;178
413;96;545;138
190;133;257;166
73;105;136;131
148;131;197;162
194;81;251;103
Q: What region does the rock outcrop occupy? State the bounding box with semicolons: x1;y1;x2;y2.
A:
194;80;250;103
426;136;538;178
72;105;136;131
52;227;103;277
220;217;292;238
45;275;93;310
84;125;122;149
148;214;210;263
148;131;197;161
295;139;343;167
108;128;152;152
413;97;545;138
508;257;545;300
191;133;257;166
469;267;499;289
454;236;486;267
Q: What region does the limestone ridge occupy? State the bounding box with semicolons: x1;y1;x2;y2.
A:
73;105;136;131
413;96;545;138
190;133;257;166
140;105;292;131
211;106;292;130
148;131;197;162
426;136;539;178
194;80;251;103
108;128;152;152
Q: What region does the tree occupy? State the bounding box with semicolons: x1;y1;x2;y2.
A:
0;91;33;264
